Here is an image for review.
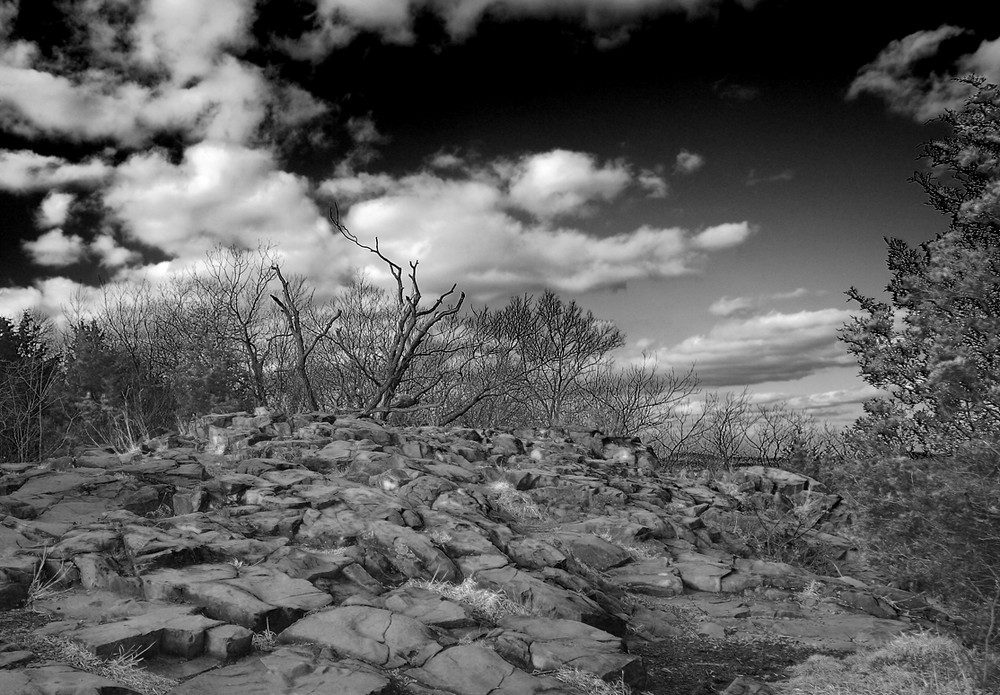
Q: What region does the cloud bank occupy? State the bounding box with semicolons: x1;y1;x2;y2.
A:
281;0;762;58
849;26;1000;121
321;150;753;295
648;308;857;386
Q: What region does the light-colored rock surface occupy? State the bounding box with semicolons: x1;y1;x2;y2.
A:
0;412;938;695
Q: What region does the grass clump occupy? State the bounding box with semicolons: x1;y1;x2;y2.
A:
40;638;177;695
779;633;997;695
485;480;545;521
551;667;633;695
251;620;278;652
26;547;70;610
408;576;530;622
592;530;659;560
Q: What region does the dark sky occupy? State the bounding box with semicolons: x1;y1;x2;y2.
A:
1;0;998;423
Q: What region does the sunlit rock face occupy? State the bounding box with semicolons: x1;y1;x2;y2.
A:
0;412;931;694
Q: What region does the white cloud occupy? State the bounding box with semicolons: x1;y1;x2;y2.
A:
103;142;347;284
0;277;89;322
638;168;669;198
784;385;882;413
674;149;705;174
36;192;75;228
321;153;755;296
507;149;632;218
649;308;857;386
709;287;813;317
91;234;141;268
848;26;1000;121
691;222;754;250
23;229;87;266
0;150;112;191
132;0;254;82
280;0;762;58
0;1;326;148
428;152;466;170
708;295;755;317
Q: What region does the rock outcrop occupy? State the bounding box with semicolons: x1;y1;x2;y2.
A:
0;411;943;694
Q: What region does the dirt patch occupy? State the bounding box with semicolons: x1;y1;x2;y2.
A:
631;635;827;695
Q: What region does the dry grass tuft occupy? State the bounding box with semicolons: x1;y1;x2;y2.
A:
40;638;177;695
485;480;544;520
26;547;70;610
779;632;996;695
408;576;530;622
551;667;633;695
252;620;278;652
592;530;659;560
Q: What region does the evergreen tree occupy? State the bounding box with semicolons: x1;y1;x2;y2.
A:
842;77;1000;451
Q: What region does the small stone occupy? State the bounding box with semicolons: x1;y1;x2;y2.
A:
204;624;253;659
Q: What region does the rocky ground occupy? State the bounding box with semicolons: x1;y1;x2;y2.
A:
0;411;952;694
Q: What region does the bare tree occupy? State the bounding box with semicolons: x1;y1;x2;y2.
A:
700;390;754;465
0;313;61;461
649;398;711;464
500;290;625;427
749;403;823;464
582;360;701;438
189;244;278;407
330;207;465;420
428;304;538;426
270;265;341;411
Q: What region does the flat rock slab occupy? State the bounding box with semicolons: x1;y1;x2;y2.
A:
352;585;473;628
540;532;632;571
474;567;612;630
496;616;644;686
142;564;331;632
67;605;220;659
0;663;139;694
407;645;572;695
169;647;393;695
367;519;461;583
279;605;442;668
745;615;910;651
603;558;684;596
498;616;620;645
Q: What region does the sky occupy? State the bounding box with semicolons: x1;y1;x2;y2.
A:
1;0;999;427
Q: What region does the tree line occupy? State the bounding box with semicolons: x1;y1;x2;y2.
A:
0;226;829;464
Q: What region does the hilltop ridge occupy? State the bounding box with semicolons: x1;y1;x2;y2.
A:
0;410;948;694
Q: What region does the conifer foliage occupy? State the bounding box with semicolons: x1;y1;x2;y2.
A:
842;77;1000;452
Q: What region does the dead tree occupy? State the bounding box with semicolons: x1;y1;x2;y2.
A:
270;265;340;411
330;206;465;420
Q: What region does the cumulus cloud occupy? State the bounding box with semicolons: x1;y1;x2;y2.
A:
690;222;754;250
638;168;669;198
649;308;857;386
132;0;254;82
102;141;346;283
36;192;75;229
319;151;755;295
23;229;87;266
280;0;762;58
507;149;632;218
0;1;327;147
91;234;141;269
0;150;112;191
708;295;755;318
0;277;88;321
674;149;705;174
429;151;467;170
709;287;812;317
848;26;1000;121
